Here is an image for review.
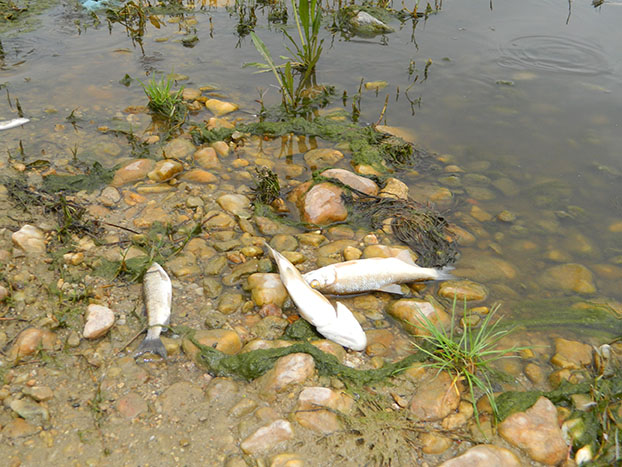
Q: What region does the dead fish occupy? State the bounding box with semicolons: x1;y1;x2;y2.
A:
135;262;171;358
266;244;367;351
302;257;454;295
0;117;30;131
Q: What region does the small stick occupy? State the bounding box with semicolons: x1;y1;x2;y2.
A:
374;94;390;127
118;326;147;355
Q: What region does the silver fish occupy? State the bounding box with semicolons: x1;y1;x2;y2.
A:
0;118;30;131
266;244;367;351
302;257;454;295
135;262;171;358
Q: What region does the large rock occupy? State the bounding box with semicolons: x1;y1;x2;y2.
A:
498;396;568;465
83;304;115;339
12;224;46;253
247;273;288;307
540;263;596;294
259;353;315;395
321;168;378;196
388;299;450;336
240;419;294;455
438;444;522;467
303;148;343;169
111;159;154;186
409;370;460;421
147;159;183;182
294;387;354;433
300;183;348;225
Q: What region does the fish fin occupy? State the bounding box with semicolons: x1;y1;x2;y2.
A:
134;336;167;359
434;266;455;281
395;250;417;266
374;284;405;295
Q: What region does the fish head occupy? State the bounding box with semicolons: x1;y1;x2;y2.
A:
303;268;335;290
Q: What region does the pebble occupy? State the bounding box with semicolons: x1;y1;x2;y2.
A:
163;137;196;159
9;328;57;360
211;140;230;157
343;246;362;260
270;453;305;467
438;280;488;301
470;205;493;222
22;385;54;402
182;87;202;100
294;387;354;433
253;316;289;339
524;362;546;385
409;370;460;421
498;397;568;465
217;194;252;218
83;304;115;339
321;168;379;195
300;183;348;225
379;177;409;199
2;418;39;439
388;299;450;336
438;444;522;467
99;186;121;207
147;159;183;182
550;337;593;370
303;148;344;169
259;353;315;396
540;263;596;294
248;273;288;307
116;391;148;419
270;234;298;252
420;432;452;454
297;233;326;247
12;224;46;253
111;159;154;186
240;419;294;455
205;98;238;116
10;398;50;426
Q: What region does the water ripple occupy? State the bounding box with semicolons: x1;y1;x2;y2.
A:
497;35;611;75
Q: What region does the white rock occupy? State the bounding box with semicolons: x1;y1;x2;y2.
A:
12;225;46;253
83;304;115;339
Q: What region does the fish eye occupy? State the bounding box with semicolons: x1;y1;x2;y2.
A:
310;280;319;288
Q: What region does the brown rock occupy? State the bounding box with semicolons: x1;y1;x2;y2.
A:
248;273;288;307
194;147;220;169
409;370;460;421
270;453;305;467
111;159;154;186
321;168;378;196
9;328;57;360
438;280;488;301
365;329;394;357
147;159;183;182
182;329;242;363
22;386;54;402
498;396;568;465
240;419;294;455
205;98;238;116
163;137;196;159
438;444;522;467
550;337;593;370
181;168;218;184
540;263;596;294
12;224;46;253
300;183;348;225
211;140;230;157
294;386;354;433
388;299;450;336
420;432;452;454
259;353;315;395
379;177;409;199
2;418;39;439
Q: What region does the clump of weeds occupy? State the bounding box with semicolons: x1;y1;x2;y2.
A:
138;72;187;127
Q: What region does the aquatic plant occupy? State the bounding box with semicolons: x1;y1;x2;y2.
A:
247;0;324;114
411;300;526;419
138;73;186;125
251;167;281;205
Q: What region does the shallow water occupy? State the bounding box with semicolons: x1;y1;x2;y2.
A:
2;1;621;329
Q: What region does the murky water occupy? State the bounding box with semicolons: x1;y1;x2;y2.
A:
2;0;621;329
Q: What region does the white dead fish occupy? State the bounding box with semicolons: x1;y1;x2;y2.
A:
302;257;454;295
0;118;30;131
135;262;171;358
266;244;367;351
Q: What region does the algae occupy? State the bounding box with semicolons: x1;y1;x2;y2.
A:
504;298;622;339
42;161;115;193
191;337;427;385
251;167;281;206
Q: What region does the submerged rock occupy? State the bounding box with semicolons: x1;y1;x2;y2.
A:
550;337;593;370
294;386;354;433
259;353;315;395
217;194;252;218
439;444;522;467
438;280;488;301
147;159;183;182
248;273;288;307
304;148;344;169
205;98;238;116
240;419;294;455
111;159;154;186
498;396;568;465
321;168;378;196
163;137;196;159
540;263;596;294
388;299;450;336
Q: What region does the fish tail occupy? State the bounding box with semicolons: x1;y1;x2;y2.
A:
134;335;167;359
435;266;455;281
